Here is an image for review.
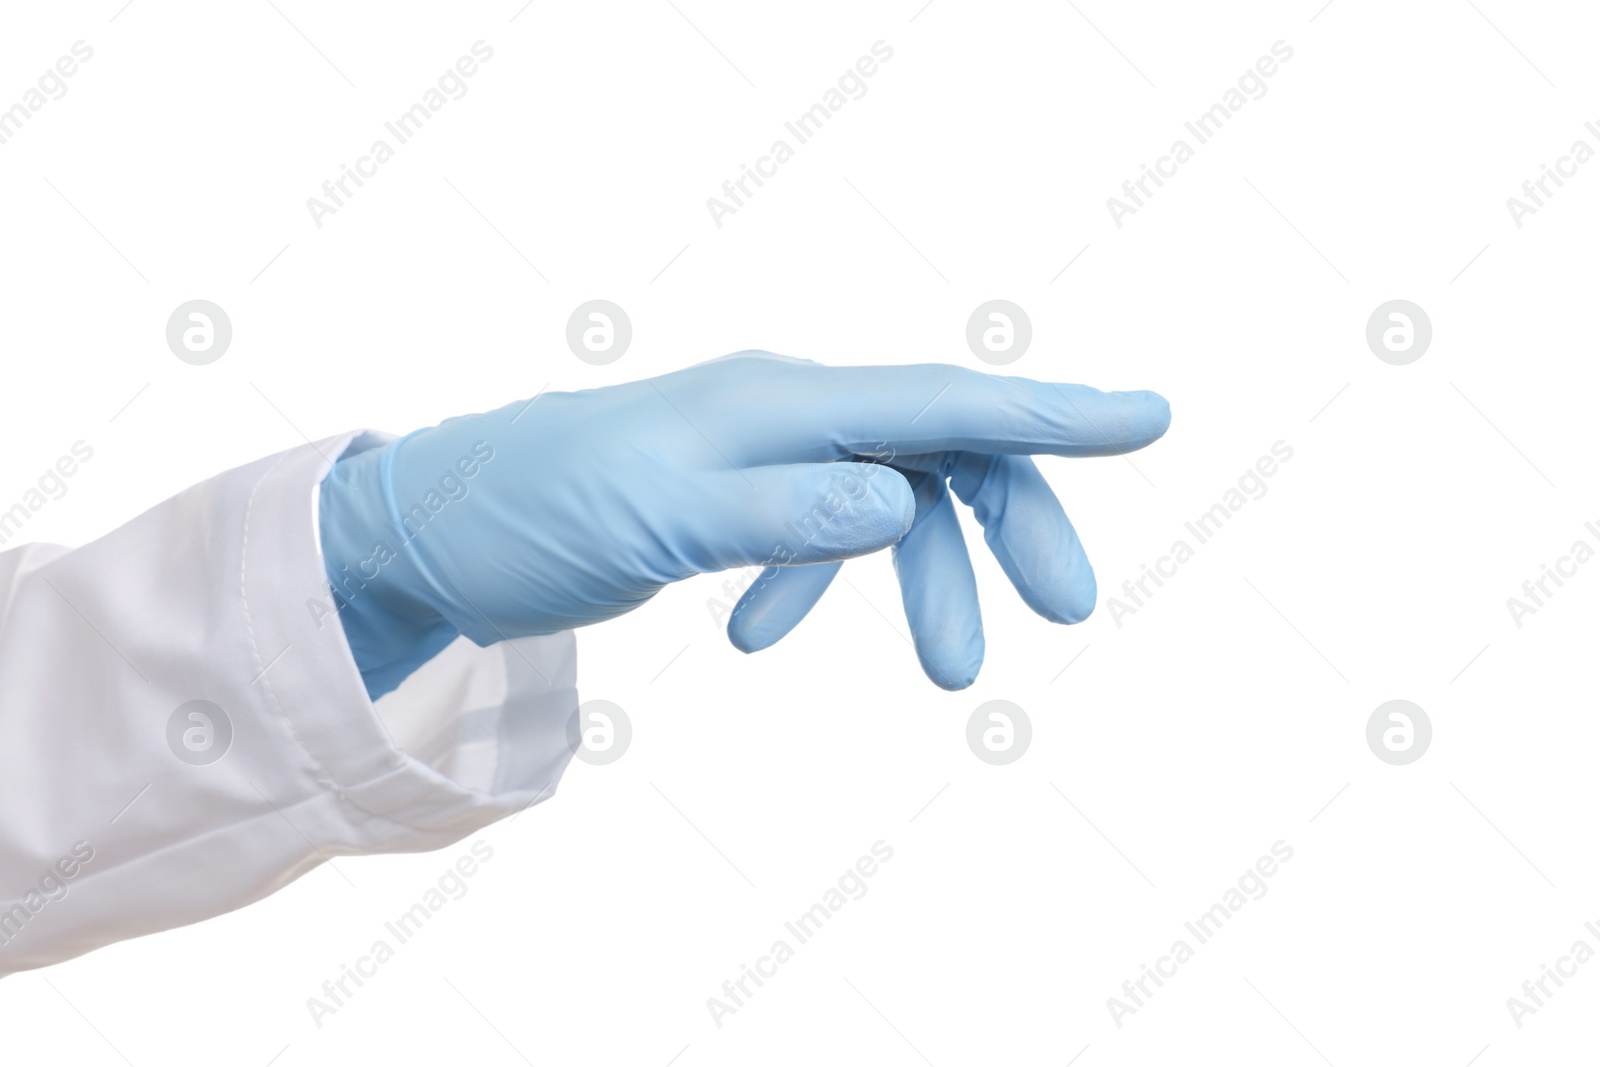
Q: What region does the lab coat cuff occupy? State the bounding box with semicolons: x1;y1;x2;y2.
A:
241;432;579;852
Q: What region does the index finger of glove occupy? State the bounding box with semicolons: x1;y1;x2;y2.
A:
655;359;1172;467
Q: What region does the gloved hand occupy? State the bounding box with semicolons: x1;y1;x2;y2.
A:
317;352;1171;699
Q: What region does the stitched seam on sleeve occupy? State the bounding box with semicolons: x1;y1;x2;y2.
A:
238;446;349;798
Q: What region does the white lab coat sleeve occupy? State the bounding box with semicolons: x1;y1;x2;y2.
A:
0;431;579;978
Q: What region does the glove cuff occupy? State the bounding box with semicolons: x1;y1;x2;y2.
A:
318;433;461;699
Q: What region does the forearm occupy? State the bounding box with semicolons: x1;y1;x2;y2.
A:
0;432;575;978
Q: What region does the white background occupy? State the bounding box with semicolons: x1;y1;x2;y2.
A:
1;1;1597;1063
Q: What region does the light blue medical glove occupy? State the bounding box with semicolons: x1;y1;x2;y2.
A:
316;352;1171;699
